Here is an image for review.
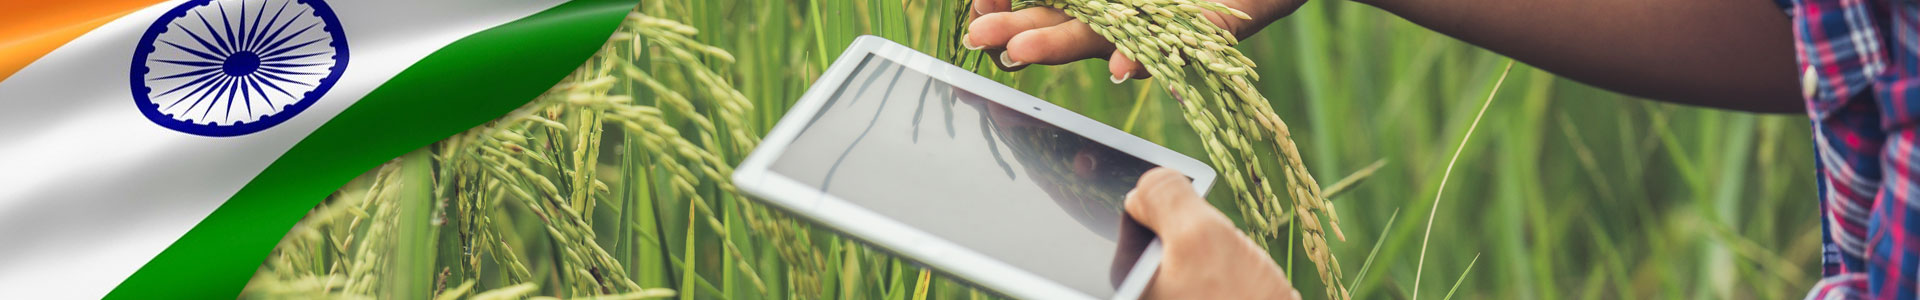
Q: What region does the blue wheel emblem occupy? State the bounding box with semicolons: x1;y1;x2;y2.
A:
132;0;347;137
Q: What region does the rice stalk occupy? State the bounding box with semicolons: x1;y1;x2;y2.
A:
1007;0;1345;297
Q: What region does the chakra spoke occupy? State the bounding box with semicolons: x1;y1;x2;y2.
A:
174;76;229;112
234;1;247;48
262;52;326;62
242;0;263;49
156;59;223;68
261;62;326;68
160;40;224;62
152;66;222;81
205;75;240;120
254;7;310;52
255;71;313;87
257;67;320;76
154;72;223;98
172;23;229;58
244;76;270;114
192;11;232;56
164;76;210;110
254;73;295;97
217;2;239;53
261;38;325;59
250;0;293;52
259;22;318;55
230;75;252;120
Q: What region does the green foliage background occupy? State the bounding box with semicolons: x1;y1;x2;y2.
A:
248;0;1822;299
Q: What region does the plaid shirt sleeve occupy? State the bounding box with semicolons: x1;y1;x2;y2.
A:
1787;0;1920;298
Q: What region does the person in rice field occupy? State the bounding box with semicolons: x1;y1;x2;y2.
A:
966;0;1914;298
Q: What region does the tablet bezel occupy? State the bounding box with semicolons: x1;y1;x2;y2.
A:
732;35;1217;300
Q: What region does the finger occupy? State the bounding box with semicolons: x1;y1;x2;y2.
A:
1003;20;1114;67
971;0;1010;18
1107;51;1151;83
963;7;1071;51
984;49;1029;72
1123;168;1204;234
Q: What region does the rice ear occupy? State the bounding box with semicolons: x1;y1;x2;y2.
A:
1017;0;1346;297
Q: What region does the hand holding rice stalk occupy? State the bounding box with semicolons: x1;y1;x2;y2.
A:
999;0;1347;297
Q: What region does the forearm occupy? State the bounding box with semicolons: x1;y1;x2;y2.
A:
1352;0;1800;113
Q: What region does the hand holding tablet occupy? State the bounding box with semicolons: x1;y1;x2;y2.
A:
732;36;1290;299
1125;168;1302;300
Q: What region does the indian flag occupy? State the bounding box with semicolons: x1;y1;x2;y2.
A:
0;0;639;298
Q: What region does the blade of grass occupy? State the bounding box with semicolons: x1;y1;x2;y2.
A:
886;261;907;300
841;240;862;299
912;269;932;300
1121;79;1153;133
627;138;672;289
810;0;830;68
1347;207;1400;296
1441;253;1482;300
620;218;731;297
395;150;438;300
1413;60;1512;300
722;198;738;299
1580;211;1633;298
680;204;699;300
1556;113;1618;201
1285;214;1295;280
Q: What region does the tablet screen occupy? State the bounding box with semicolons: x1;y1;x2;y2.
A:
767;55;1158;297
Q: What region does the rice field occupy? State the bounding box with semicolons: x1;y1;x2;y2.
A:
245;0;1822;299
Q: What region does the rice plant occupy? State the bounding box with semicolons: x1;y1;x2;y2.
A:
245;9;779;299
251;0;1824;299
248;2;993;298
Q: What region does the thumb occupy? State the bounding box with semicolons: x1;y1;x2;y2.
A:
1123;167;1211;234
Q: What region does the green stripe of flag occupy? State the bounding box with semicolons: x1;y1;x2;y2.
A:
105;0;637;297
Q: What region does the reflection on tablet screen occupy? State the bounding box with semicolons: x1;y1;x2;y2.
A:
767;54;1157;297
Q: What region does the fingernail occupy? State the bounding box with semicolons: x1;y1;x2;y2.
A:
999;52;1025;68
962;37;984;50
1110;71;1131;84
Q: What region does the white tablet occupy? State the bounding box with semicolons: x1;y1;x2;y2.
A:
731;36;1217;300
